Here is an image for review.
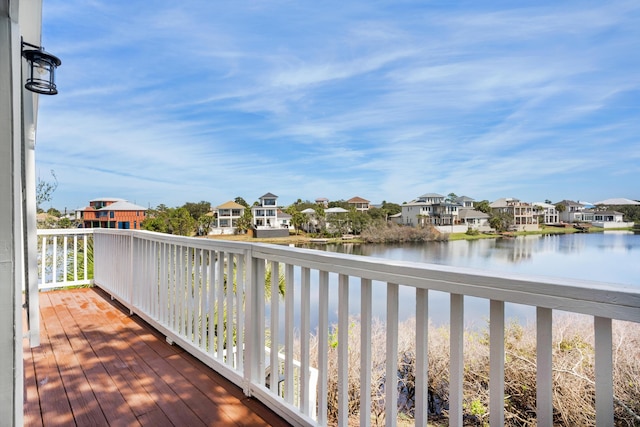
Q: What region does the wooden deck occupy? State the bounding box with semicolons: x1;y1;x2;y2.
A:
24;287;291;426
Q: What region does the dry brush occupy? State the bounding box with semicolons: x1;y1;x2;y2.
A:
305;314;640;426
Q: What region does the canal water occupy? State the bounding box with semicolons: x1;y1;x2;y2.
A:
295;231;640;328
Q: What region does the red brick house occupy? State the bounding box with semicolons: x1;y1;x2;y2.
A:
78;198;147;229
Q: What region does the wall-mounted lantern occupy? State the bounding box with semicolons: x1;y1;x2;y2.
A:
22;39;61;95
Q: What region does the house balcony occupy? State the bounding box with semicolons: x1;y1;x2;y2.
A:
29;228;640;426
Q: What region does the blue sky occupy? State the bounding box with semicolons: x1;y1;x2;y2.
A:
36;0;640;211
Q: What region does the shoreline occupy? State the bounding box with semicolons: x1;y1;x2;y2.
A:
203;225;635;245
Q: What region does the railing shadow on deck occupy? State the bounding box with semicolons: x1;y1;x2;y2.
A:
33;228;640;427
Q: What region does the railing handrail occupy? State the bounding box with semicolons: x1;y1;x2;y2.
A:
36;227;95;236
250;241;640;322
91;228;640;322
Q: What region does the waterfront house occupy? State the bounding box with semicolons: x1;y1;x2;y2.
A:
324;206;349;232
490;198;539;231
533;202;559;225
251;193;289;237
210;200;246;234
401;193;476;228
457;208;491;230
277;209;292;229
78;198;147;230
589;210;634;228
454;195;475;208
555;199;589;223
401;193;445;226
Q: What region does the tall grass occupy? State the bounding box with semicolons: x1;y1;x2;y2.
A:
307;315;640;426
361;222;448;243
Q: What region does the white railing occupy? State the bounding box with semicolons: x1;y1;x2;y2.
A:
47;228;640;427
35;228;94;290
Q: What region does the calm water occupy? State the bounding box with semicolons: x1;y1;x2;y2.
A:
295;231;640;327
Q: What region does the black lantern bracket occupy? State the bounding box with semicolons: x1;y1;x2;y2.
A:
22;38;61;95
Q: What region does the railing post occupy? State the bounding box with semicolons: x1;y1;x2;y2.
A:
594;316;613;426
243;248;261;397
300;267;311;416
317;270;329;426
450;293;464;427
129;231;135;308
385;283;399;427
415;288;428;427
337;273;349;427
490;300;505;426
536;307;553;427
284;263;295;404
360;278;372;427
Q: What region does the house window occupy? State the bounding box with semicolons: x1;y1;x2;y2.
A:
110;211;115;218
118;221;130;229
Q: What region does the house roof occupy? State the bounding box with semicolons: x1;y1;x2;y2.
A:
419;193;443;198
586;209;624;215
593;198;640;206
325;207;348;213
555;199;583;207
455;196;474;202
347;196;369;203
98;200;147;211
490;197;526;207
458;208;490;219
533;202;555;209
277;210;292;219
260;192;278;199
89;197;126;203
216;200;245;209
301;208;316;214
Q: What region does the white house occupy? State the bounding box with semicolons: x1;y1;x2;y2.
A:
454;195;475;208
402;193;476;228
251;193;290;238
555;200;589;223
277;210;292;229
251;192;280;228
590;210;633;228
458;208;491;230
324;207;349;232
533;202;559;225
402;193;445;227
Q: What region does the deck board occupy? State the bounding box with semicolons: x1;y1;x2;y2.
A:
24;288;291;427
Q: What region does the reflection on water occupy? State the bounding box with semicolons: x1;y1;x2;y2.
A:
293;232;639;328
301;231;639;287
